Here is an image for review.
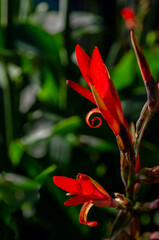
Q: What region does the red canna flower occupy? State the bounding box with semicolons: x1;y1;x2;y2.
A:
120;7;135;30
53;174;113;227
67;45;128;136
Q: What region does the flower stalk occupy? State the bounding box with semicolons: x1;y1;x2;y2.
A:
53;28;159;239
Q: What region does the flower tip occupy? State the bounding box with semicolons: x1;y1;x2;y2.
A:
53;176;60;187
93;46;100;55
53;176;56;183
87;221;98;227
66;80;70;85
75;44;83;54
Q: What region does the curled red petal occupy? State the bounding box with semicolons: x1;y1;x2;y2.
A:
67;80;96;105
86;108;102;128
79;202;98;227
90;86;120;135
53;176;80;194
131;31;152;82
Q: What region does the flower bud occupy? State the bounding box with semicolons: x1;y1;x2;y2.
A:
136;166;159;184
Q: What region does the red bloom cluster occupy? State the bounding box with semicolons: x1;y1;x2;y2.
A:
53;174;113;227
67;45;128;136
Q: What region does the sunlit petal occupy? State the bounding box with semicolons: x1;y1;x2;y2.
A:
53;176;80;194
75;45;92;86
90;47;121;123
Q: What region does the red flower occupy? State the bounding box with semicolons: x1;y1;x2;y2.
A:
120;7;135;30
67;45;127;136
53;174;113;227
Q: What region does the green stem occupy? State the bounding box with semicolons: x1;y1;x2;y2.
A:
126;163;135;201
134;111;153;158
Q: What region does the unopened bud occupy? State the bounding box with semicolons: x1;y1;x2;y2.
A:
136;166;159;184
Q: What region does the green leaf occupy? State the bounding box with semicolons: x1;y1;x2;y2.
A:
111;51;136;90
15;23;61;64
9;140;23;166
52;116;81;135
38;64;59;106
35;164;57;184
0;173;40;208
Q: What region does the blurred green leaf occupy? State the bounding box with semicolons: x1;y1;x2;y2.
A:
15;23;61;64
67;134;116;152
9;140;23;166
35;164;57;184
52;116;81;135
144;46;159;78
0;26;5;48
38;64;59;106
0;173;40;209
111;51;136;90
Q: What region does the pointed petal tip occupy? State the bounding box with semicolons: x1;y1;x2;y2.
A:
53;176;57;183
75;44;83;54
92;46;100;56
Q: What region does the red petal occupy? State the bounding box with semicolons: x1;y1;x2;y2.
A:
53;176;79;194
90;85;120;136
105;66;124;124
131;31;152;82
64;196;93;206
77;174;94;195
89;176;111;199
90;47;109;101
66;80;96;105
75;45;92;86
90;47;120;123
65;195;105;206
